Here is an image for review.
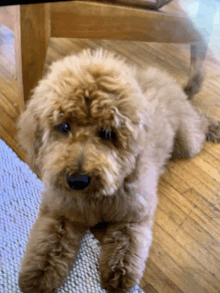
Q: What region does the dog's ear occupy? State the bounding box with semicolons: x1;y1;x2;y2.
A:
17;97;44;178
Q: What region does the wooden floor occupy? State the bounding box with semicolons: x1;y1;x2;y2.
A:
0;1;220;293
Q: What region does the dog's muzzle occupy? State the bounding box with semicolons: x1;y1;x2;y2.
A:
66;173;90;190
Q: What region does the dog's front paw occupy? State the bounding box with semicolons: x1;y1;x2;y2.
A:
99;236;140;293
99;223;153;293
18;216;87;293
100;266;136;293
19;264;66;293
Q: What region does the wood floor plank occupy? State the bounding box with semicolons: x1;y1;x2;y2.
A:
158;178;220;239
143;283;159;293
144;258;184;293
161;169;191;194
167;159;220;208
201;149;220;169
155;207;220;280
180;212;220;260
0;92;19;121
182;188;220;238
149;240;211;293
153;224;220;293
204;142;220;158
192;156;220;183
178;158;220;195
158;190;220;260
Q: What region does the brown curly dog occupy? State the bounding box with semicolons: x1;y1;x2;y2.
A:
17;49;220;293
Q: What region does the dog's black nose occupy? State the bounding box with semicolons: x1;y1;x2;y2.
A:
66;174;90;190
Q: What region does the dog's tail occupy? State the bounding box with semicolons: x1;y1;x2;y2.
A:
183;70;204;100
183;44;205;100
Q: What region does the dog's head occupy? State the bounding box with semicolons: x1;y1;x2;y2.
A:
17;49;147;197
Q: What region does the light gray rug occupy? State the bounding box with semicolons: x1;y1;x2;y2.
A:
0;139;144;293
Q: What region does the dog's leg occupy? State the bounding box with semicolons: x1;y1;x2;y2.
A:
99;222;152;293
19;214;87;293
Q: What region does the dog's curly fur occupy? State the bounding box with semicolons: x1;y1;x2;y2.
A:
17;48;220;293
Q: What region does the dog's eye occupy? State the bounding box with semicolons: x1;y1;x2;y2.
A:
99;128;116;140
57;123;70;134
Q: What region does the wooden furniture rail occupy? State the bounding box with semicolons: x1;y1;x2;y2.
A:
0;1;211;112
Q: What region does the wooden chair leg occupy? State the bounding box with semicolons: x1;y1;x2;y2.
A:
14;3;51;113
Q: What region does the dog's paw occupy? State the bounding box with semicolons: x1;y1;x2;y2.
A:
206;120;220;143
99;223;151;293
100;267;135;293
99;242;138;293
18;264;66;293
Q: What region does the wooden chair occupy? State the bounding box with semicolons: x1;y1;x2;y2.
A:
0;0;213;113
